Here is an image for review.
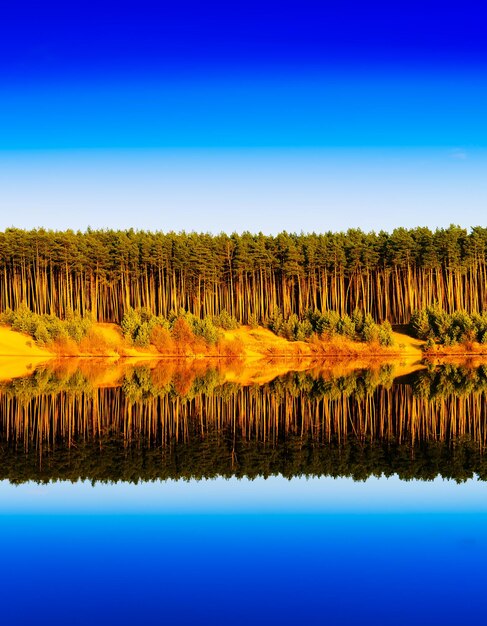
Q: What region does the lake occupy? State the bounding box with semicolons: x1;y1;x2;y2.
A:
1;360;486;625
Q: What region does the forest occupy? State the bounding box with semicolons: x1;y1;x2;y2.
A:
1;364;487;484
1;225;486;324
1;435;484;484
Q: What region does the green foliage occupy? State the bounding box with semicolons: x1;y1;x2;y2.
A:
247;313;259;329
121;306;231;348
304;309;393;345
266;309;314;341
121;307;143;341
173;309;221;344
409;308;431;339
362;314;379;343
266;307;285;335
192;317;220;344
351;309;365;333
34;320;51;346
310;310;342;336
3;364;487;484
121;307;171;347
377;321;394;346
0;304;92;346
261;307;395;345
64;310;92;342
3;226;487;329
337;314;356;339
294;319;313;342
212;310;238;330
410;305;487;345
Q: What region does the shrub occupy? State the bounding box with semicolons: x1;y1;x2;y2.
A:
191;317;220;344
65;314;92;343
247;313;259;329
409;305;487;346
351;309;365;334
377;321;394;347
266;307;284;335
317;311;341;336
1;305;92;346
409;309;430;340
294;319;313;342
134;322;152;347
171;317;194;351
34;320;51;346
121;308;143;342
267;308;392;345
150;326;175;354
213;310;238;330
337;315;356;340
361;314;379;343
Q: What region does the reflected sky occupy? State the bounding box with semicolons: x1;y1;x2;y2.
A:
0;483;486;625
2;476;487;515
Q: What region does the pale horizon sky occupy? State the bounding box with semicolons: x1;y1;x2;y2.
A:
1;148;486;234
2;476;487;514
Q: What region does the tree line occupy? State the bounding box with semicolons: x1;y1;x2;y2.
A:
1;435;484;484
1;225;487;324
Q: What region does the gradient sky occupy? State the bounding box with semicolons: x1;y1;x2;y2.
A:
2;476;487;515
2;477;487;624
1;1;486;232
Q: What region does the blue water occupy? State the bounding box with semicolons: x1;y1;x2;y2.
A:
1;480;486;625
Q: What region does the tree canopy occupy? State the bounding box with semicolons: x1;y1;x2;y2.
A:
1;226;487;324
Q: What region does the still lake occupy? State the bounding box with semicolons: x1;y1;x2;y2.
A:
0;360;486;625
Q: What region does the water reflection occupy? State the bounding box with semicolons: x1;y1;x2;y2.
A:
1;360;487;483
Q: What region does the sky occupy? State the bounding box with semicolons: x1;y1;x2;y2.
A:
2;476;487;514
2;477;487;624
1;1;486;233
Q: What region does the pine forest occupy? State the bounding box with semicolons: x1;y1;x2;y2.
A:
1;225;486;324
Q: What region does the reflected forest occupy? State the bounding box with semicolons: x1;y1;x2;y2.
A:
2;362;487;484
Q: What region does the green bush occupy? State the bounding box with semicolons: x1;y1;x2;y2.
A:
265;308;394;345
337;315;356;339
33;320;51;346
318;311;341;336
121;307;170;347
362;314;379;343
378;321;394;346
212;310;238;330
266;308;285;335
409;305;487;345
351;309;365;334
192;317;220;344
247;313;259;329
121;307;229;347
121;307;142;342
410;309;430;340
0;305;92;346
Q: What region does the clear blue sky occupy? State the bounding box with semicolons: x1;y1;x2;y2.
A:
1;1;486;233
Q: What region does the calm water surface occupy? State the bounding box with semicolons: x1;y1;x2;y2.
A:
1;361;486;625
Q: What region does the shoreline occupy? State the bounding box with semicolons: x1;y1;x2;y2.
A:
2;321;487;385
0;322;403;360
